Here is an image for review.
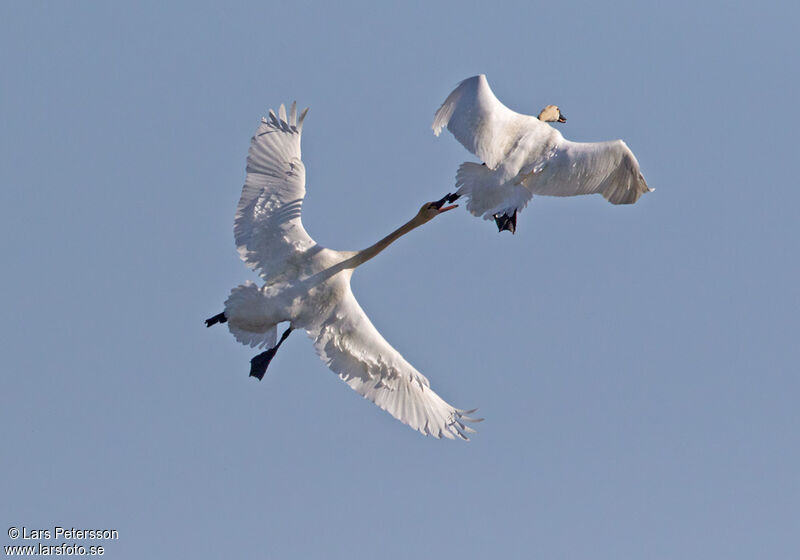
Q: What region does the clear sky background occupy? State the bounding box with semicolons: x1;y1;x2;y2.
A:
2;1;798;558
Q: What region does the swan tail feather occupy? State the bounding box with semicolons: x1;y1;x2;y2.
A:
223;282;278;349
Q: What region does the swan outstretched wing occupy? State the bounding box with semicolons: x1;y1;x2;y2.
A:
234;102;315;283
309;287;480;440
525;138;651;204
432;74;546;169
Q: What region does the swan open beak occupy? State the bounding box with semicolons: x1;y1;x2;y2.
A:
428;194;459;212
558;113;567;123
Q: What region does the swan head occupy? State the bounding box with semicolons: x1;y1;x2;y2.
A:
537;105;566;123
418;201;458;223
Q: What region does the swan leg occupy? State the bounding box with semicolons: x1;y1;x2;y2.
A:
249;326;293;380
493;210;517;234
431;192;461;209
205;312;227;327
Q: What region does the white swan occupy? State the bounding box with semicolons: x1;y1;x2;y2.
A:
206;102;480;440
432;75;652;233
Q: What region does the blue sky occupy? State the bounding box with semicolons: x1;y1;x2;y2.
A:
2;1;798;558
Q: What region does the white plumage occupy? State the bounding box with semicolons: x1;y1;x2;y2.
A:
433;75;652;227
215;102;479;440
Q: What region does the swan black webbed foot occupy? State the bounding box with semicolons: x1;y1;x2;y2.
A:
205;312;227;327
249;327;294;380
430;192;461;210
493;210;517;234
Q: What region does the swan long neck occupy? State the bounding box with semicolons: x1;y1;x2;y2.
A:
350;214;426;267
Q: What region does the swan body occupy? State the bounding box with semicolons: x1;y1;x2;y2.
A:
211;102;478;440
433;75;652;230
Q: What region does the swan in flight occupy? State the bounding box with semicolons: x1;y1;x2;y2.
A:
206;102;480;440
432;75;652;233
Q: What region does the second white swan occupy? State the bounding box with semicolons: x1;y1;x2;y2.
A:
432;75;652;233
